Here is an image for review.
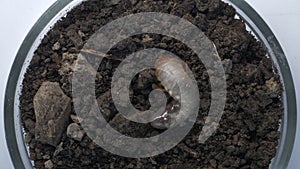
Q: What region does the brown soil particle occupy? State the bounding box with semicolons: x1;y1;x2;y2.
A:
20;0;283;169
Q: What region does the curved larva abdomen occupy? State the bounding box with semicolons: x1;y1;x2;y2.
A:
155;56;193;100
151;56;199;129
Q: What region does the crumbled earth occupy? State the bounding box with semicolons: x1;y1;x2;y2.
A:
20;0;283;169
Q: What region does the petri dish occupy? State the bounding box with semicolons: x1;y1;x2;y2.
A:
4;0;296;168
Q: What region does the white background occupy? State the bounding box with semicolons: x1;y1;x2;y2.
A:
0;0;299;168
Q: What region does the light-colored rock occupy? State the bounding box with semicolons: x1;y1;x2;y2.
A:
67;123;85;141
45;160;54;169
52;42;61;51
70;114;82;124
34;82;71;146
266;77;281;97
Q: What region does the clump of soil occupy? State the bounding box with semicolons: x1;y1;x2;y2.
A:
20;0;283;169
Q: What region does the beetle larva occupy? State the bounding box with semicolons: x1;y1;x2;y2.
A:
151;56;199;129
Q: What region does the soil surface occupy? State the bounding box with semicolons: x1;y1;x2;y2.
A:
20;0;283;169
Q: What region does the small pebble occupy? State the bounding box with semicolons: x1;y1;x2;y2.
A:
45;160;54;169
52;42;61;51
67;123;85;141
70;114;82;123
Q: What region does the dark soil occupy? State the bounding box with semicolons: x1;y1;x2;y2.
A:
20;0;283;169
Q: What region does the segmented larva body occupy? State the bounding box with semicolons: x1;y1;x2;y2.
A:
155;56;188;101
151;56;199;129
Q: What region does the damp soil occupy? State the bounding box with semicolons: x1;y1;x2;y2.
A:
20;0;283;169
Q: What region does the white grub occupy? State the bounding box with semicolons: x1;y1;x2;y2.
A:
155;56;188;101
151;56;193;129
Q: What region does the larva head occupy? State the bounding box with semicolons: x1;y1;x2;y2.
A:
155;56;171;77
155;56;182;75
155;56;173;68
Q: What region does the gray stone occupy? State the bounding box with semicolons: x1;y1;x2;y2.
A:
34;82;71;146
67;123;85;141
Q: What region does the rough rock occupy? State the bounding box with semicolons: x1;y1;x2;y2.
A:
34;82;71;146
70;114;82;124
67;123;85;141
45;160;54;169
